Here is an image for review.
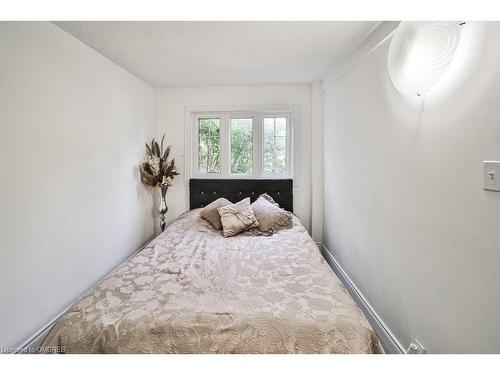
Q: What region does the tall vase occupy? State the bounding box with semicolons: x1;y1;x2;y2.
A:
159;186;168;232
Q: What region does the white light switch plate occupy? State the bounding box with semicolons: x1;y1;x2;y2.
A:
483;161;500;192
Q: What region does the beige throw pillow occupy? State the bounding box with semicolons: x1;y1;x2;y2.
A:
217;198;259;237
259;193;277;204
251;194;293;234
199;197;233;230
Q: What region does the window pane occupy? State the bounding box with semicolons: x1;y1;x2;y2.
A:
263;117;287;174
275;136;286;154
230;118;253;174
275;155;287;174
263;136;274;174
264;118;275;136
275;118;287;136
198;118;220;174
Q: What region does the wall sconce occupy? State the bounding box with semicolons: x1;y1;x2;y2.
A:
388;21;464;97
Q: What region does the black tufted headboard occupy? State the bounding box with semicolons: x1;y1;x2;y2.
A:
189;178;293;212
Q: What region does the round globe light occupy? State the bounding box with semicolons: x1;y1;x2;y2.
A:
388;21;462;96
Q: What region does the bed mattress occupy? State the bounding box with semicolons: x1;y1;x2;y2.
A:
43;209;383;353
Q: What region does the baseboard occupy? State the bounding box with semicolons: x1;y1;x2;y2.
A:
318;242;405;354
15;237;155;354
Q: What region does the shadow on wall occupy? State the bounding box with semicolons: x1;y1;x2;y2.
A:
134;164;159;236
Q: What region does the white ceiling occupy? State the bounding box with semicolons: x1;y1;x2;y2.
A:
54;21;379;88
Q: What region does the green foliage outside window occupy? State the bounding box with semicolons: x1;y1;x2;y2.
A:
198;116;287;175
198;118;220;173
264;117;287;174
231;119;253;174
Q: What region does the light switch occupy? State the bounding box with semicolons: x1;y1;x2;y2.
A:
483;161;500;192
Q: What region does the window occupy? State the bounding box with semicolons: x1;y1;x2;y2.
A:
192;109;292;178
198;117;220;174
230;118;253;174
263;117;287;174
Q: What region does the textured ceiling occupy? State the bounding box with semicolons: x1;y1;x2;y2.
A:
54;21;379;88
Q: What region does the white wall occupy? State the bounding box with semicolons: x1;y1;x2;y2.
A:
0;22;157;348
311;82;324;241
156;85;317;234
323;22;500;353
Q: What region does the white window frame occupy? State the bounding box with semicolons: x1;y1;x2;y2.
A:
185;106;295;181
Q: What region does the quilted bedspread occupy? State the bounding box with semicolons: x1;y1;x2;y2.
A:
43;209;383;353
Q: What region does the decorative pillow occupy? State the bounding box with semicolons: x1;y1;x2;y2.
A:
217;198;259;237
251;194;293;234
199;197;233;230
259;193;277;204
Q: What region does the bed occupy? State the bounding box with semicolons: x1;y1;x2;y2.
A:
42;179;383;353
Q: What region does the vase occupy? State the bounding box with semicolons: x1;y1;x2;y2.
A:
159;186;168;232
